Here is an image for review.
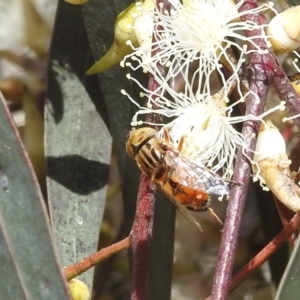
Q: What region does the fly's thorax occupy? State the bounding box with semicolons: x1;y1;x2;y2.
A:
135;137;165;177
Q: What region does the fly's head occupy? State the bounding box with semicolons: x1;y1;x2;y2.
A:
125;127;157;159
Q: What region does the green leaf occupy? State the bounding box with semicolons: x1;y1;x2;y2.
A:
275;233;300;300
0;92;69;299
46;1;112;289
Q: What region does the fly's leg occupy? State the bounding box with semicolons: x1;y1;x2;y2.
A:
208;208;223;226
163;127;171;143
226;179;243;187
178;136;185;152
165;166;175;183
163;127;185;153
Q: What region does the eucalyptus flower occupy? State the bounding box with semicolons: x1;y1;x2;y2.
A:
122;75;285;180
122;0;275;97
121;0;285;180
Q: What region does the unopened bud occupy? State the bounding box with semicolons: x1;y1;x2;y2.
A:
253;121;300;212
267;6;300;54
68;278;90;300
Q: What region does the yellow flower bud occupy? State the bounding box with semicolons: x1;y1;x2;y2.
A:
68;279;90;300
64;0;88;4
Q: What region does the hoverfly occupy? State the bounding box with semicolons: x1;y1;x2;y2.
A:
126;127;229;230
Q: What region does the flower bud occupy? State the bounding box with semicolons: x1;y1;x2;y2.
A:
267;6;300;53
68;278;90;300
253;121;300;212
64;0;88;4
86;1;153;75
253;120;286;163
133;6;153;57
86;3;139;75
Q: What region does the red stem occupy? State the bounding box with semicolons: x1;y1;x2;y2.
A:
210;1;276;298
229;212;300;292
274;196;298;246
272;74;300;129
130;1;170;299
64;237;130;280
130;175;156;300
205;212;300;300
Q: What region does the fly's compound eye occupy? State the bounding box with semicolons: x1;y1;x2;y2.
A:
125;127;156;159
125;136;137;159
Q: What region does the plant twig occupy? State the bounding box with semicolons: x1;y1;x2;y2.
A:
130;1;170;299
273;196;298;246
229;212;300;292
273;73;300;129
210;56;271;300
205;213;300;300
210;1;275;299
64;237;130;280
130;174;157;300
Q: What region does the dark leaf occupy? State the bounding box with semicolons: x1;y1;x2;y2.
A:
275;231;300;299
0;92;69;299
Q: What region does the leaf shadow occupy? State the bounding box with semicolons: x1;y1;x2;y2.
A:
47;155;109;195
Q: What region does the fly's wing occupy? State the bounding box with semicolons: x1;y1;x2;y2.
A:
160;184;203;231
164;148;229;196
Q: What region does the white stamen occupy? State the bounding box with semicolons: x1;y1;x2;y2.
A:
123;0;276;98
123;73;284;179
